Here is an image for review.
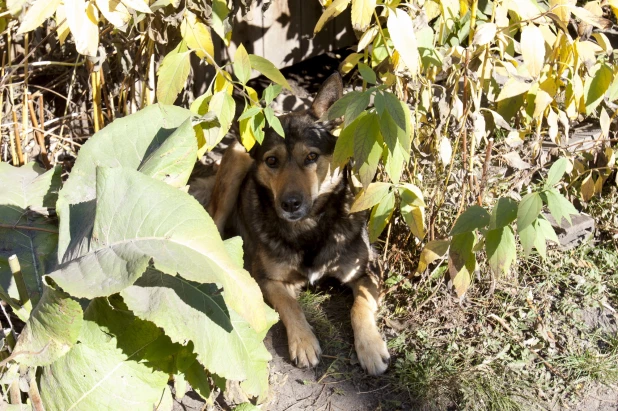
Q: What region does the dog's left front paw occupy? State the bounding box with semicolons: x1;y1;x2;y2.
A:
355;330;390;375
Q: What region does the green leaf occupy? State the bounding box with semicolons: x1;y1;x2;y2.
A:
398;183;426;207
537;217;560;244
263;84;282;104
368;191;395;244
327;91;363;120
544;188;578;225
584;63;613;114
379;110;398;153
156;43;192;105
264;107;285;137
345;92;371;126
450;205;490;236
384;143;405;184
357;62;376;84
416;240;450;273
519;222;536;257
52;167;271;333
234;403;261;411
211;0;231;45
517;192;543;231
382;91;406;131
485;227;516;276
489;197;518;230
40;298;170;411
0;163;60;302
234;44;251;84
121;268;277;394
332;114;363;168
374;91;385;116
448;232;476;300
545;158;568;187
351;182;391;212
208;91;236;149
251;111;266;144
14;283;83;366
238;106;262;121
353;112;382;187
533;220;548;259
57;105;195;261
248;54;292;90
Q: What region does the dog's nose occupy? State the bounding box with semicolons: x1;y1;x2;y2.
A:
281;193;303;213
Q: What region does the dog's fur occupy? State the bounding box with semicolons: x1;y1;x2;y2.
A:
208;73;390;375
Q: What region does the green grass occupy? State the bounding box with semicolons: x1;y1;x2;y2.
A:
380;241;618;410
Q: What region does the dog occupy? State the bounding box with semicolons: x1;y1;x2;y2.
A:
207;73;390;375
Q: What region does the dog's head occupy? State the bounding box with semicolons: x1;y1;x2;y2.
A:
251;73;344;222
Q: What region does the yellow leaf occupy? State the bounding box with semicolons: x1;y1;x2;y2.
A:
96;0;130;28
314;0;351;34
240;117;256;151
416;240;450;273
507;0;543;20
594;174;604;195
549;0;574;27
65;0;99;57
496;77;531;102
17;0;61;34
521;25;545;78
181;11;214;61
580;173;594;201
473;23;496;46
55;6;70;44
424;0;441;20
438;136;452;166
120;0;150;13
351;0;375;31
357;25;379;52
387;8;419;77
533;89;553;119
339;52;363;75
401;204;425;240
571;5;612;30
601;107;610;137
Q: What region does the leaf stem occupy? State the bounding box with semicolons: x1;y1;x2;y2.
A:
0;223;59;234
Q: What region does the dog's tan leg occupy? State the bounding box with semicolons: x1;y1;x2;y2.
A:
207;141;253;233
349;274;390;375
260;278;321;368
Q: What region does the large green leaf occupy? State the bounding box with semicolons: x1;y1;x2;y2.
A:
489;197;518;230
51;166;270;333
0;163;60;301
450;205;490;236
40;298;170;411
543;188;578;225
156;43;192;105
517;192;542;231
353;112;382;187
121;268;277;397
14;283;82;366
57;104;195;262
368;191;395;242
485;227;516;276
248;54;291;90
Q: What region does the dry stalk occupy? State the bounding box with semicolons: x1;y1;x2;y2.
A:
27;98;51;169
11;110;24;165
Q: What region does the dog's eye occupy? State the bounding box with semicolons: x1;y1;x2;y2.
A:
265;156;278;168
305;153;319;164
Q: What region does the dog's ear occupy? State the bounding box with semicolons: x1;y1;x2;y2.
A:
310;72;343;119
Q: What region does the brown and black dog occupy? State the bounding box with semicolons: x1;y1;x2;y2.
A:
208;73;390;375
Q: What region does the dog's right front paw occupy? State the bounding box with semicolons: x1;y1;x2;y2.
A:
287;327;321;368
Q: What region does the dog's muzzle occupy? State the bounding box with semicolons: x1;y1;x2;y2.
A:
280;192;308;221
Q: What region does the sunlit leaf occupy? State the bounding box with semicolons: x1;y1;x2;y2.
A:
18;0;62;34
517;192;542;231
450;205;490;236
351;0;376;31
485;226;516;276
156;43;192;105
181;11;214;61
368;191;395;242
387;8;419;77
314;0;351;34
234;44;251;84
351;182;391;212
416;240;449;273
521;25;545;78
249;55;292;90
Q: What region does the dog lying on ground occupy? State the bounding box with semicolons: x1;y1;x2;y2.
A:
207;73;390;375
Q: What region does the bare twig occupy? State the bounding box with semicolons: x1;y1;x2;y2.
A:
27;98;51;169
